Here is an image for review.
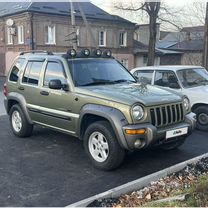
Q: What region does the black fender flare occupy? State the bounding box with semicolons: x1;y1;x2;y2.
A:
78;104;130;150
6;92;33;124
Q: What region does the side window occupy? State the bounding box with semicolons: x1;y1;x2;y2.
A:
9;58;25;82
154;71;180;89
22;61;43;85
133;70;154;84
44;62;66;87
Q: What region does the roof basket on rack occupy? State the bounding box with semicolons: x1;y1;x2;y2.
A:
19;50;54;56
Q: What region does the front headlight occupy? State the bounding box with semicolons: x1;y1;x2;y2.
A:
132;105;144;120
183;97;190;111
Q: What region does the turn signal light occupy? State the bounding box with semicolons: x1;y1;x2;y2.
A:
125;129;146;135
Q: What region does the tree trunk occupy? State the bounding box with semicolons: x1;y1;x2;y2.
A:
147;13;157;66
145;2;160;66
203;2;208;69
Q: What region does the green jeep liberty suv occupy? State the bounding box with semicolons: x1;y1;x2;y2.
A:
4;49;196;170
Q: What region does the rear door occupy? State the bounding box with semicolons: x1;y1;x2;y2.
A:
19;58;46;120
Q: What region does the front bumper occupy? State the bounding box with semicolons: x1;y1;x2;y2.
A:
122;112;196;150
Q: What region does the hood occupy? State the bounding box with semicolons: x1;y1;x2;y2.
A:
78;83;182;106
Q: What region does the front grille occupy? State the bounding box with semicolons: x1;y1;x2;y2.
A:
150;103;184;127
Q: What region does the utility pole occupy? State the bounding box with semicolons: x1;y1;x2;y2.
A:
203;2;208;69
70;0;77;50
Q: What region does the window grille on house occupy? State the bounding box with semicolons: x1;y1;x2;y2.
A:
45;25;56;44
7;27;13;44
98;31;106;47
119;31;127;47
18;25;24;44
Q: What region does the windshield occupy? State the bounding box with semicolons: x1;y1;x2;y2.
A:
68;59;136;87
177;68;208;88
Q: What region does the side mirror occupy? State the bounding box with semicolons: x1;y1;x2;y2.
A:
169;82;180;89
49;79;63;90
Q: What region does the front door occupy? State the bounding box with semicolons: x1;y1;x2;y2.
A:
35;60;77;134
154;70;182;92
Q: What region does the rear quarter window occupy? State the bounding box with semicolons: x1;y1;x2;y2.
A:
9;58;25;82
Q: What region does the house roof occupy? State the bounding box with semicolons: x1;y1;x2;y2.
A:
181;26;204;32
133;40;149;53
168;39;204;51
134;40;182;55
156;41;178;49
0;2;134;25
160;31;170;40
135;23;160;29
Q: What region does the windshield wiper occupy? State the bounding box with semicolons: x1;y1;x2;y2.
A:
80;81;113;86
112;79;136;84
80;79;136;86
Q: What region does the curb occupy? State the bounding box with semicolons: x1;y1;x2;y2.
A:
67;152;208;207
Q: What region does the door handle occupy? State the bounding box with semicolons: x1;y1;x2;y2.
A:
18;86;25;91
40;91;49;96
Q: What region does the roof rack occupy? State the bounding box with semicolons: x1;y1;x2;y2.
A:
19;50;54;56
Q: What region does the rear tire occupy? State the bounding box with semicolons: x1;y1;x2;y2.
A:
9;104;33;137
194;106;208;131
159;136;186;150
83;120;125;171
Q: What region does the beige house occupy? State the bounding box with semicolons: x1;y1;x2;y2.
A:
0;2;135;75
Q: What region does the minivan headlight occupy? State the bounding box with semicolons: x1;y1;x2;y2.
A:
183;97;190;111
132;105;144;120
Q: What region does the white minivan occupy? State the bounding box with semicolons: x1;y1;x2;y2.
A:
131;66;208;131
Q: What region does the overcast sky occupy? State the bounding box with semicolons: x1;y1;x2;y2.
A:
91;0;207;30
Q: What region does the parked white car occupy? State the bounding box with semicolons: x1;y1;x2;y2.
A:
131;65;208;131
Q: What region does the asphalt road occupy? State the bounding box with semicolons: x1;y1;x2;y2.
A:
0;76;5;91
0;115;208;206
0;76;6;115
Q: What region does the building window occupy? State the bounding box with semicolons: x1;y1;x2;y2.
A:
121;59;129;69
119;31;127;47
143;55;148;64
17;25;24;44
45;25;56;44
7;27;13;44
76;28;80;46
98;31;106;47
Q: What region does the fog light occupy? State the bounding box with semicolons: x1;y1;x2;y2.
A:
134;139;143;148
125;129;146;135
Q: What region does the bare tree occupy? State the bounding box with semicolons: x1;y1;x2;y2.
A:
145;2;160;65
114;1;184;66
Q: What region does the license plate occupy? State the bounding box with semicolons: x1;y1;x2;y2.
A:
166;127;188;139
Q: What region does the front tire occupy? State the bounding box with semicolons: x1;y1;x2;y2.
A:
9;104;33;137
83;120;125;171
194;106;208;131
